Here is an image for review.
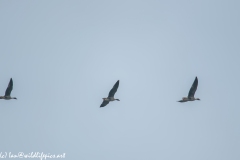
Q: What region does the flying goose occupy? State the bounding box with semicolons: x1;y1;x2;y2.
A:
178;77;200;102
100;80;120;107
0;78;17;100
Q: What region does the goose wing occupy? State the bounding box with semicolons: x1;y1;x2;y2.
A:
188;77;198;98
100;100;109;107
5;78;13;96
108;80;119;98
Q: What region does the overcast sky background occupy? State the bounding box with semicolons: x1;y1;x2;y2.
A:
0;0;239;160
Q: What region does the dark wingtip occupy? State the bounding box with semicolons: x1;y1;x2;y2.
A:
178;100;185;103
194;76;198;82
9;78;13;85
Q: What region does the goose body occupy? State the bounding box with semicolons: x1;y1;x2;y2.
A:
178;77;200;103
0;78;17;100
100;80;120;107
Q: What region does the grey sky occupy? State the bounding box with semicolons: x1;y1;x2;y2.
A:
0;0;239;160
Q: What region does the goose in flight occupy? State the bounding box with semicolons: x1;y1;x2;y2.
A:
0;78;17;100
178;77;200;102
100;80;120;107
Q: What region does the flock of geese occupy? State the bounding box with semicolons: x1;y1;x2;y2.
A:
0;77;200;107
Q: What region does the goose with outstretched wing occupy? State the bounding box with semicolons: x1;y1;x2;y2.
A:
178;77;200;102
0;78;17;100
100;80;120;107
